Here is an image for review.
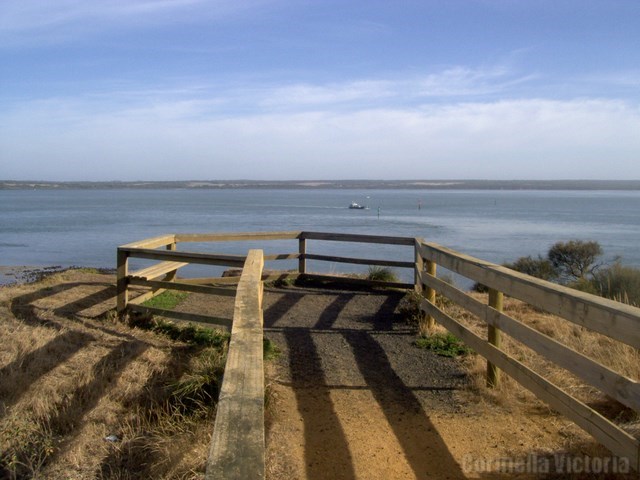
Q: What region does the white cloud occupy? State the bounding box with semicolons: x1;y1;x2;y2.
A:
2;91;639;180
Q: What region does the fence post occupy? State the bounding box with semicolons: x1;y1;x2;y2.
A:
165;241;178;281
299;237;306;274
116;248;129;314
424;260;437;330
487;288;503;388
414;240;424;294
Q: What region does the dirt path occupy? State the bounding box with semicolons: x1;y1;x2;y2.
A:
251;284;606;480
260;285;469;479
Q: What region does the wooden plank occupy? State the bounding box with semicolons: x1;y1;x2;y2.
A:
175;231;300;243
487;289;503;388
419;271;640;412
119;234;176;249
180;277;240;285
116;249;129;313
299;238;306;274
129;261;188;280
128;303;232;328
300;231;415;245
420;298;640;467
417;242;640;349
129;287;165;305
128;278;237;297
206;250;265;479
263;253;300;261
122;248;247;267
300;273;412;290
304;253;414;269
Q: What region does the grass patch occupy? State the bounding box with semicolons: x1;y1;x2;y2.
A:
366;266;398;283
415;332;471;357
170;347;226;408
130;315;229;348
263;337;281;361
142;291;188;310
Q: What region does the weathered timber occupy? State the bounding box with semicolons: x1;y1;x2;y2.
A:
303;253;414;269
116;249;129;313
206;250;265;479
175;231;300;243
417;241;640;349
300;231;415;245
487;288;503;388
419;270;640;412
128;278;237;297
119;234;176;249
263;253;300;261
300;273;412;289
299;237;306;274
129;261;188;281
122;248;246;267
420;298;640;468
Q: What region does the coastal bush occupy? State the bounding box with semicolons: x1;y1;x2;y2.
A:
474;240;603;291
366;266;398;283
504;255;557;281
591;262;640;307
548;239;602;282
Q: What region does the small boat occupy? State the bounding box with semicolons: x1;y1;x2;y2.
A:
349;202;367;209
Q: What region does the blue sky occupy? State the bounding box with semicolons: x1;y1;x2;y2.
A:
1;0;639;181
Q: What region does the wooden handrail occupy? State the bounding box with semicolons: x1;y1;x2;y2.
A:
206;249;265;479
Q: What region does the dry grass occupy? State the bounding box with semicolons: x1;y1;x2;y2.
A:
435;292;640;438
0;270;229;479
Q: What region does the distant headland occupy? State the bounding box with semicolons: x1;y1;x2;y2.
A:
2;180;640;190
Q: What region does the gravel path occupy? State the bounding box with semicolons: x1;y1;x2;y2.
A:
261;285;470;479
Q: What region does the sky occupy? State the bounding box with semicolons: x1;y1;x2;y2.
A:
1;0;639;181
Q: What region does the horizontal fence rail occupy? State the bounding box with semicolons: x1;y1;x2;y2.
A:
415;238;640;471
116;231;417;317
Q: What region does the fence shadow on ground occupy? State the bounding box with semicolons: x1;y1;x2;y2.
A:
263;287;469;479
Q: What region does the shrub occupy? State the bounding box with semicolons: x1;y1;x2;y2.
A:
548;239;602;282
366;266;398;283
414;332;471;357
505;255;558;281
591;262;640;306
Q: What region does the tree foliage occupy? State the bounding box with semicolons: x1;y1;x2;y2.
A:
547;240;602;281
504;255;557;281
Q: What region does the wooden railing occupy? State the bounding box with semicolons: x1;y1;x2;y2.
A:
116;231;416;320
116;231;640;474
415;239;640;471
205;250;265;478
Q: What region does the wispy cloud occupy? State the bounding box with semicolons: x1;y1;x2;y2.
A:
0;0;272;46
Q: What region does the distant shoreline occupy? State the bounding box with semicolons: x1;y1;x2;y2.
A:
2;180;640;190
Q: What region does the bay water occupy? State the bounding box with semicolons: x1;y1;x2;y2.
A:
1;188;639;284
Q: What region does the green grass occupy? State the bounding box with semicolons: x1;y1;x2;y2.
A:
415;332;471;357
142;291;189;310
366;266;398;283
263;337;281;361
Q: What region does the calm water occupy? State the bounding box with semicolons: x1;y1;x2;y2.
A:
1;189;639;282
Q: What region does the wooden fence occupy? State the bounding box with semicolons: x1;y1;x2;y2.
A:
116;231;640;475
415;239;640;471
